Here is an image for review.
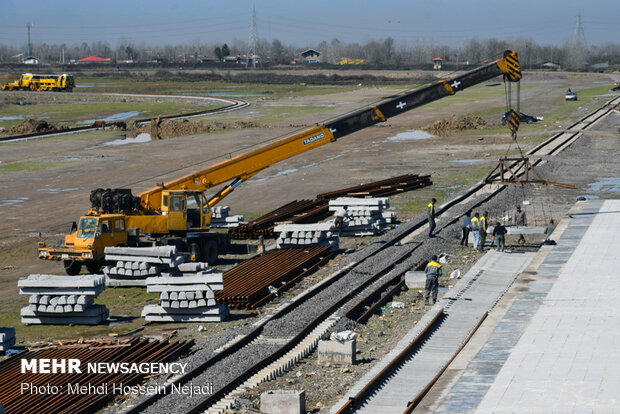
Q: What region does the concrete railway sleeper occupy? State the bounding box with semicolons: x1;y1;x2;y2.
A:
125;97;617;414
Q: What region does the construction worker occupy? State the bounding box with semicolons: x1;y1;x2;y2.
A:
471;212;480;250
334;205;349;237
424;255;442;305
427;198;437;237
544;219;556;241
460;211;472;246
478;211;488;251
514;205;527;226
492;221;507;252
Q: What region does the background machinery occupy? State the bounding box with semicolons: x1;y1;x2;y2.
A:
38;51;521;275
1;73;75;91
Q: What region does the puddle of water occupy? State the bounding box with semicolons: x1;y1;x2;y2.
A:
255;168;299;182
245;111;261;114
0;101;36;106
63;157;81;161
37;187;81;194
81;111;142;124
386;130;436;142
576;195;600;200
587;177;620;192
450;158;485;164
0;197;29;207
0;115;24;121
105;133;152;147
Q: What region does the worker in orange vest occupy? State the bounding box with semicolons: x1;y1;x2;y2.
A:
424;255;443;305
471;212;480;249
478;211;488;251
427;198;437;237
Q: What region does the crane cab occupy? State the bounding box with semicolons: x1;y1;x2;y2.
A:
160;190;213;231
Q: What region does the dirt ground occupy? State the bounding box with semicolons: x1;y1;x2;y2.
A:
0;70;617;341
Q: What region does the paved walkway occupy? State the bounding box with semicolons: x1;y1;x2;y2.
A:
432;199;620;413
331;250;535;413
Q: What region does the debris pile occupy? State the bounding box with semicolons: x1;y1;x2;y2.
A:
274;222;338;250
329;197;395;236
210;206;244;228
103;246;185;287
8;118;63;135
0;328;15;352
142;263;227;322
423;115;487;136
19;275;108;325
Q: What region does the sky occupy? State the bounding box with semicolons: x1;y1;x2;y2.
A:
1;0;618;48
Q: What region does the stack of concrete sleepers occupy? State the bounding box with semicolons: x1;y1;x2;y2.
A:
210;206;244;228
142;269;228;322
103;246;185;287
0;328;16;352
329;197;394;236
274;222;339;250
19;274;108;325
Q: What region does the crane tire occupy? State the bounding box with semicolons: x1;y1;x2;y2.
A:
86;262;103;274
64;260;82;276
203;240;218;265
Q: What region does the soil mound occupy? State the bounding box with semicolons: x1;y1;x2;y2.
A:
423;115;487;136
9;119;60;135
129;118;259;139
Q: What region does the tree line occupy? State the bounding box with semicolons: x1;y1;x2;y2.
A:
0;37;617;71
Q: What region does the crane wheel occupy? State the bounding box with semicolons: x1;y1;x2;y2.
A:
203;240;218;265
64;260;82;275
86;262;103;274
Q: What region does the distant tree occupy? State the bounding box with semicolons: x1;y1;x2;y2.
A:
214;46;223;61
271;39;286;64
222;44;230;58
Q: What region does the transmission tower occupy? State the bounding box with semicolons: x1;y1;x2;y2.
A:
248;5;258;69
26;22;34;57
573;12;586;45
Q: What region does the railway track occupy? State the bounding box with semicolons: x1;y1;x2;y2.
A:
123;96;618;414
0;93;249;143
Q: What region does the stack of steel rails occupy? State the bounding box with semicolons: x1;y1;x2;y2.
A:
230;173;432;240
0;338;194;414
316;173;432;199
216;246;333;310
229;200;329;240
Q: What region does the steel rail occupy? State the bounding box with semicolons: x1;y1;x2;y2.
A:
127;96;618;414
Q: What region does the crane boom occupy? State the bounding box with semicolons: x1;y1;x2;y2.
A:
39;51;521;275
139;51;521;211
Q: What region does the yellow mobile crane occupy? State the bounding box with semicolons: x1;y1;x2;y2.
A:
1;73;75;91
39;51;521;275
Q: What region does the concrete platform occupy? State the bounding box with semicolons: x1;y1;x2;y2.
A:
331;250;535;413
429;200;620;413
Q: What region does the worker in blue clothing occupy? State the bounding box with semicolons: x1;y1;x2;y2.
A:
461;211;472;246
427;198;437;237
424;255;443;305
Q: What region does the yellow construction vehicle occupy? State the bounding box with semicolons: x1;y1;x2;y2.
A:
1;73;75;91
38;51;521;275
